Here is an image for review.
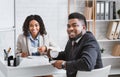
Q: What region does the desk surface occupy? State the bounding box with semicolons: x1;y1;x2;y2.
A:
0;56;66;77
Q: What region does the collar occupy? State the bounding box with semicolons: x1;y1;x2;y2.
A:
70;33;82;43
72;31;86;44
75;36;82;43
72;35;82;45
74;31;86;43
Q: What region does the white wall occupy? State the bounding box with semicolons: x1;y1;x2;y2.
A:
0;0;15;57
0;0;14;28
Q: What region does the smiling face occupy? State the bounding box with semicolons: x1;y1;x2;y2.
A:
29;20;40;38
67;18;85;39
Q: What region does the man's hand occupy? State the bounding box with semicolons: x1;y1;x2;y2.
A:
52;60;65;69
47;49;51;58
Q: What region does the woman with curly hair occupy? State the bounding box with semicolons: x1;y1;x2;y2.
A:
16;15;59;77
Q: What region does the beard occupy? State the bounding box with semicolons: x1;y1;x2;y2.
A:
69;32;82;41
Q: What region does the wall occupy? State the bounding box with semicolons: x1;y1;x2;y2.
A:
0;0;15;57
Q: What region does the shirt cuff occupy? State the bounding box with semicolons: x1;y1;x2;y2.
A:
62;61;66;69
50;50;59;58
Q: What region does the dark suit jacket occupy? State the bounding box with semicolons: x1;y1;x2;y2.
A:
55;31;103;77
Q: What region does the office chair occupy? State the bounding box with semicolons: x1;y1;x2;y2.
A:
76;65;111;77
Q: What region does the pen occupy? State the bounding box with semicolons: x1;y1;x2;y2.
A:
49;58;53;62
7;47;11;53
27;56;32;59
4;49;7;55
4;49;8;60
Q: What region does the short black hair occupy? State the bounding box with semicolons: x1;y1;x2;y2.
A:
68;12;87;28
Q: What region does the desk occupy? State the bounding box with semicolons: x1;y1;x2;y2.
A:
0;56;66;77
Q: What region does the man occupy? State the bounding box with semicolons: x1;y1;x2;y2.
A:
48;12;103;77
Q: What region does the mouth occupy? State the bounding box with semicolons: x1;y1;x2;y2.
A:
68;32;75;38
32;30;37;33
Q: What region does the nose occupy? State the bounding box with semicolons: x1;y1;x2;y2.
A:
32;26;36;29
69;26;74;30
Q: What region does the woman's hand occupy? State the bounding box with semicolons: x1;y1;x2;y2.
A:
21;52;28;57
38;46;47;55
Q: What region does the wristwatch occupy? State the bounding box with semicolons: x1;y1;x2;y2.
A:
61;61;66;69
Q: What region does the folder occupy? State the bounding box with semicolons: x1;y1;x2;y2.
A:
113;1;116;19
117;22;120;39
85;1;93;7
84;7;92;20
112;44;120;56
100;1;105;20
84;7;89;20
109;1;113;19
106;21;118;40
104;1;109;20
113;21;120;39
84;1;93;20
96;1;100;20
118;32;120;39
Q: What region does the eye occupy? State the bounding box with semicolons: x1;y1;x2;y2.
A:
72;24;79;27
67;24;70;28
29;24;33;27
35;24;38;27
35;23;40;27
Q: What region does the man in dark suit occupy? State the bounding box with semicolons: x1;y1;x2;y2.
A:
48;12;103;77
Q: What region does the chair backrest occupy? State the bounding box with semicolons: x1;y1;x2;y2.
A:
76;65;111;77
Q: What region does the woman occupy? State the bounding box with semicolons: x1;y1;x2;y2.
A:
16;15;59;77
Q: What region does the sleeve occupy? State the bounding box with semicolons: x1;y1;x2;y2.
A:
50;50;59;58
15;35;22;54
55;51;66;60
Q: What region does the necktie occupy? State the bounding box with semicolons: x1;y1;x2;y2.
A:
70;41;75;59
